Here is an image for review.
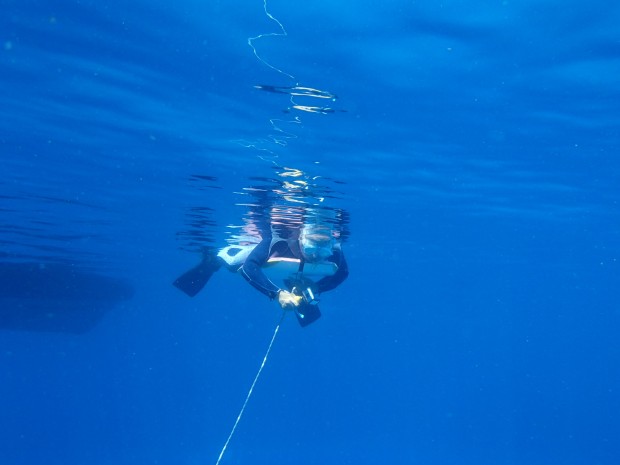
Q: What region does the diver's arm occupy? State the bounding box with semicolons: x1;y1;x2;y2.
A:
240;238;281;299
315;250;349;294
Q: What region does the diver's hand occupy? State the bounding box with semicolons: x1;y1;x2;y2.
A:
278;290;303;310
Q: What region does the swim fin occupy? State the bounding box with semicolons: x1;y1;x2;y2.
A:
295;303;321;327
173;254;221;297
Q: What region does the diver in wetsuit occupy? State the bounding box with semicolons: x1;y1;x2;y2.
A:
239;227;348;312
173;225;348;326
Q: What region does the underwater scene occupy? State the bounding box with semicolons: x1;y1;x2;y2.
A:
1;1;619;464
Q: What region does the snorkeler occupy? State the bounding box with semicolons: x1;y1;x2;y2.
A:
173;224;349;326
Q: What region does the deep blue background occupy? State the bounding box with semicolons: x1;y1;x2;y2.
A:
1;1;619;464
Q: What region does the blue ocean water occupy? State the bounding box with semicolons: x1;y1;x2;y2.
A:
1;0;619;464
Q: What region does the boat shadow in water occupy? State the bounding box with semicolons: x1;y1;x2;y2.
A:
0;262;134;334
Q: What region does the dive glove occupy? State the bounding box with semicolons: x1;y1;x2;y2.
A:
278;290;303;309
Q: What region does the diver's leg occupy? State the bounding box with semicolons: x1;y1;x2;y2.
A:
173;250;222;297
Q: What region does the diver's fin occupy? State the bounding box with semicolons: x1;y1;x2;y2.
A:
173;255;221;297
295;303;321;327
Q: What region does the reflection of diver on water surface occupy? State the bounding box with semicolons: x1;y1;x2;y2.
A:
173;175;349;327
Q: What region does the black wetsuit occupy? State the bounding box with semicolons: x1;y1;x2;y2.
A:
240;237;349;299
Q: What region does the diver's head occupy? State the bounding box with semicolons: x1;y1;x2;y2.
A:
299;226;334;262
